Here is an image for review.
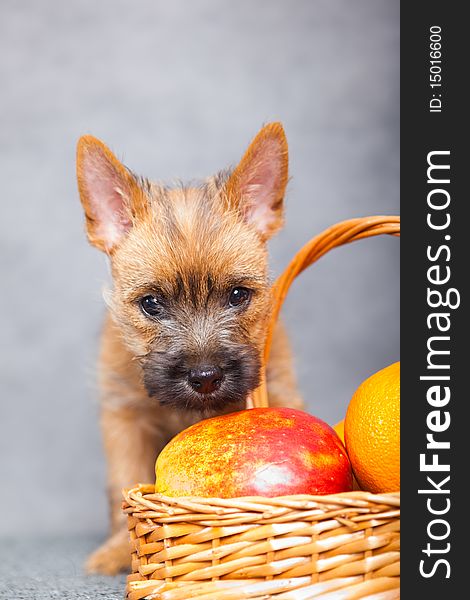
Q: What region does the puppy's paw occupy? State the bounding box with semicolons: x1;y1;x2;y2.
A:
85;527;130;575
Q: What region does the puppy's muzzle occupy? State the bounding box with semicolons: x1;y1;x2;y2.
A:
142;343;261;411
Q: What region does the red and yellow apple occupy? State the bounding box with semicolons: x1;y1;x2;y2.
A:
155;407;353;497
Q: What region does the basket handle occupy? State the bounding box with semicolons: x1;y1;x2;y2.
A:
251;215;400;409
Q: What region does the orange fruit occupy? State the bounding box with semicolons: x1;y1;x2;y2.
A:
333;419;364;491
333;419;345;444
344;362;400;493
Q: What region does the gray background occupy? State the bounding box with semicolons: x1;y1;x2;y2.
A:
0;0;399;539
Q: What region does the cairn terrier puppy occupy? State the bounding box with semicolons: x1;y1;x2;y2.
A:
76;123;302;574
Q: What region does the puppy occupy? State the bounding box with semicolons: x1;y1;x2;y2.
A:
76;123;302;574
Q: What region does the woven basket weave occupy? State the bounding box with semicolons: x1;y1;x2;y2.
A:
123;216;400;600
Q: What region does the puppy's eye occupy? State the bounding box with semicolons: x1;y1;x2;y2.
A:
228;287;252;308
140;295;163;317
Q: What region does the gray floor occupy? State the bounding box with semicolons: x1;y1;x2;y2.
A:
0;536;126;599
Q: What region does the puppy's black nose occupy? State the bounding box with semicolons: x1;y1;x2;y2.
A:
188;366;223;394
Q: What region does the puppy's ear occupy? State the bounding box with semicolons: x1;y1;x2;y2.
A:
76;136;148;253
225;122;288;240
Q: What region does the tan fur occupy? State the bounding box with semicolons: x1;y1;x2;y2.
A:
77;124;303;575
225;122;289;240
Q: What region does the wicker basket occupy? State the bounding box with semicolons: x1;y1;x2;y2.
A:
123;216;400;600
